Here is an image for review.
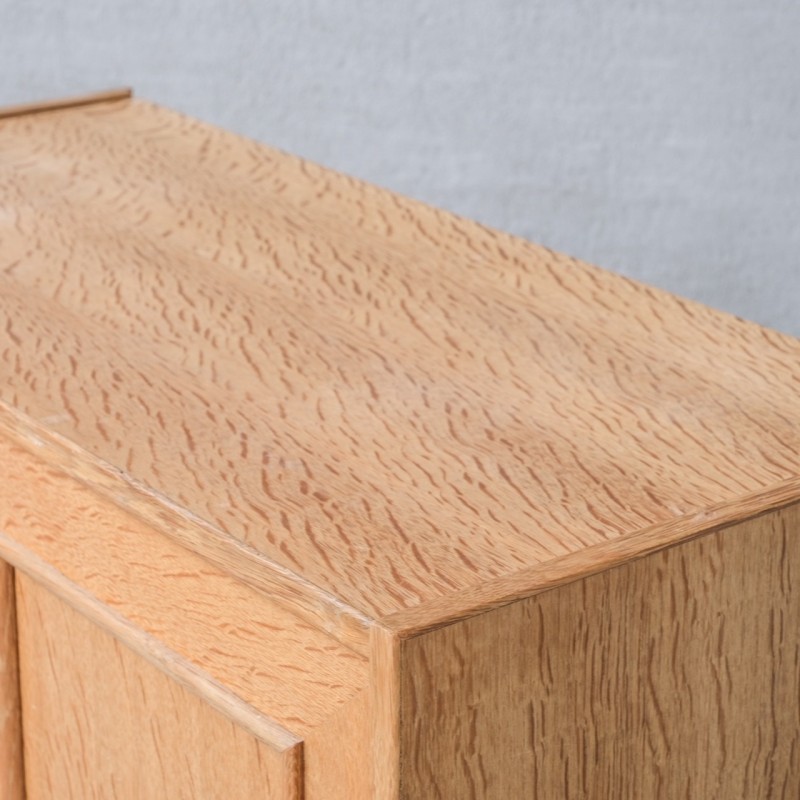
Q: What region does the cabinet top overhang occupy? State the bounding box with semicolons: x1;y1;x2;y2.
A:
2;91;799;636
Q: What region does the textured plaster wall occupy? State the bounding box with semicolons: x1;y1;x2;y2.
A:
2;1;798;335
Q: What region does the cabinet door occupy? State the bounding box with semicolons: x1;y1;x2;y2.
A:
16;574;302;799
0;559;23;800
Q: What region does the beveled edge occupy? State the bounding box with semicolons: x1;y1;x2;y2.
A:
0;531;302;755
383;475;800;638
0;87;133;121
0;401;374;656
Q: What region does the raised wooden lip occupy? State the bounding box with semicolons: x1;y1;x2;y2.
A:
383;475;800;638
0;87;133;121
0;401;374;656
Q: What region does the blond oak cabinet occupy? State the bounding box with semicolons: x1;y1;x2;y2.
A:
0;89;799;799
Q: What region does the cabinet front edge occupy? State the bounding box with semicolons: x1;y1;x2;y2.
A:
384;476;800;638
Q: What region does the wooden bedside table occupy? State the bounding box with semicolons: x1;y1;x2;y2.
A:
1;88;798;799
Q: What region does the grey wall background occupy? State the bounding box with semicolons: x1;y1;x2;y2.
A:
2;0;798;336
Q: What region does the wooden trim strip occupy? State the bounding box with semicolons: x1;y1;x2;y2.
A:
384;477;800;638
0;401;373;656
0;531;301;754
0;561;24;799
370;625;401;800
0;87;132;121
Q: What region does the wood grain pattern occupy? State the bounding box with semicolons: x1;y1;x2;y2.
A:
0;559;23;800
16;573;302;799
304;689;372;800
0;436;367;741
371;625;402;800
0;401;372;655
401;504;800;799
1;92;799;798
1;97;799;623
387;474;800;636
2;512;299;754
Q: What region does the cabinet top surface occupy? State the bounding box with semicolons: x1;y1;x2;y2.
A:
1;95;799;621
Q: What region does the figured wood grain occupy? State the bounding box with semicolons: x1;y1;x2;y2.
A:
2;517;298;754
387;474;800;636
0;559;23;800
0;436;367;741
401;504;800;799
1;91;799;800
16;573;302;799
1;97;799;622
0;401;372;655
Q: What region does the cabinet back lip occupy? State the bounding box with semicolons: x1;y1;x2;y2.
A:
0;87;133;121
383;475;800;639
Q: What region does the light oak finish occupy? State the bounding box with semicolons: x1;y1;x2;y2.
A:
401;504;800;798
387;474;800;636
304;690;373;800
16;574;302;799
0;437;370;798
0;401;371;655
370;625;402;800
0;437;366;739
2;96;800;626
0;90;798;797
0;559;23;800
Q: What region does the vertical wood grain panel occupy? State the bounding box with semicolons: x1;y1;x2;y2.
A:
371;625;401;800
304;689;372;800
0;560;23;799
303;627;398;800
16;574;302;800
402;504;800;799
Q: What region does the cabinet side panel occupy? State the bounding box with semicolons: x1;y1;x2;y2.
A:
0;560;23;799
16;574;302;800
401;504;800;799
